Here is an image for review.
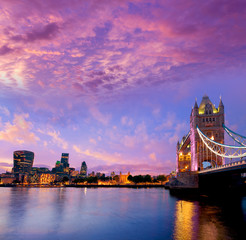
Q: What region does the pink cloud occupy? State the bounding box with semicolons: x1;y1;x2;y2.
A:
0;114;39;144
88;104;111;125
47;130;68;150
73;145;122;164
149;152;157;161
2;0;245;99
0;161;13;173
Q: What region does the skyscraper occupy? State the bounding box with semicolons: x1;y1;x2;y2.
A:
13;150;34;174
80;161;87;178
61;153;69;168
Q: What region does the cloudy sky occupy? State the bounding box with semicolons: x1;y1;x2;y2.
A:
0;0;246;175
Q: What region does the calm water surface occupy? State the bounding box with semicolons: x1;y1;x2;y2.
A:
0;187;246;240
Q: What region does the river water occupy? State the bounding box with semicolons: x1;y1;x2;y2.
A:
0;187;246;240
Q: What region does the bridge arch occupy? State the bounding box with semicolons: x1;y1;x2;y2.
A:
201;159;217;170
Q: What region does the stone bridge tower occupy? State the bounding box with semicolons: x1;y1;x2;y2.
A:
190;95;225;171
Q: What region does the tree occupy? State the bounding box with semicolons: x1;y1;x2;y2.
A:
73;178;79;184
62;176;69;182
128;175;133;182
131;175;144;183
143;174;152;182
87;176;98;183
99;175;106;181
157;175;167;182
113;175;119;182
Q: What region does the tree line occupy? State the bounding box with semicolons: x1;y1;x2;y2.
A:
72;174;167;184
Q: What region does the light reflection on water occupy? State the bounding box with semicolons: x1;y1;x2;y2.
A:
173;200;198;240
0;188;245;240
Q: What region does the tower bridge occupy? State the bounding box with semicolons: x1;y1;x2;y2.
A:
177;95;246;172
174;95;246;193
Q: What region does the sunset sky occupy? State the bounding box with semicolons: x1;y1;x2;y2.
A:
0;0;246;175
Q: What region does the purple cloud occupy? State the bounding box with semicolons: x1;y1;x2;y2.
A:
0;45;13;55
11;22;59;42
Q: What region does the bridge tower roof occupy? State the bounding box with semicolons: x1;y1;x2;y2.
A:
198;94;218;114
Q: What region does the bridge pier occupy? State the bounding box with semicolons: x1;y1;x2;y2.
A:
169;171;199;194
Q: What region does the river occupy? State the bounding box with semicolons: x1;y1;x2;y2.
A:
0;187;245;240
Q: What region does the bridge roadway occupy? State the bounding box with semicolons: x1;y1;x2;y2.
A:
198;159;246;194
199;160;246;175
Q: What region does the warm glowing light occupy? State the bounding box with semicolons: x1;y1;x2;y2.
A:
198;109;204;115
211;136;214;140
173;201;196;240
179;152;183;156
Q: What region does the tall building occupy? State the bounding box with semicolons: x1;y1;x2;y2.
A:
13;150;34;174
80;161;87;177
51;153;70;175
176;95;224;172
61;153;69;168
52;161;64;174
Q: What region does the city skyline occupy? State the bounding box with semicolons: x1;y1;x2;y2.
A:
1;1;246;175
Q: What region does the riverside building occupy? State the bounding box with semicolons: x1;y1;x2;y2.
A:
13;150;34;175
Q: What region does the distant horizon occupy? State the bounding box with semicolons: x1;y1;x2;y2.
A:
5;150;169;176
4;153;169;176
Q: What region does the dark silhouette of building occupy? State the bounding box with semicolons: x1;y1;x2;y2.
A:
52;153;70;175
13;150;34;174
80;161;87;178
52;161;64;174
61;153;69;168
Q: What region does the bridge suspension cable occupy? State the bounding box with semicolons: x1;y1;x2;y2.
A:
197;126;246;159
223;124;246;147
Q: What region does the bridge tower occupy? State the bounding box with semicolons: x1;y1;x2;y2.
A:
190;95;224;171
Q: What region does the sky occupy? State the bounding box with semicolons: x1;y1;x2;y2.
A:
0;0;246;175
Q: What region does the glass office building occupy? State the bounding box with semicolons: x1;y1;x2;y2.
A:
80;161;87;178
13;150;34;174
61;153;69;168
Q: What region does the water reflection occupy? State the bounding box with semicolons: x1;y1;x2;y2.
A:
173;196;246;240
173;200;199;240
51;188;67;234
4;188;30;238
0;188;246;240
9;188;30;225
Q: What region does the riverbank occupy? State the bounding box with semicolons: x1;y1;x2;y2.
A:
0;184;166;188
67;184;166;188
